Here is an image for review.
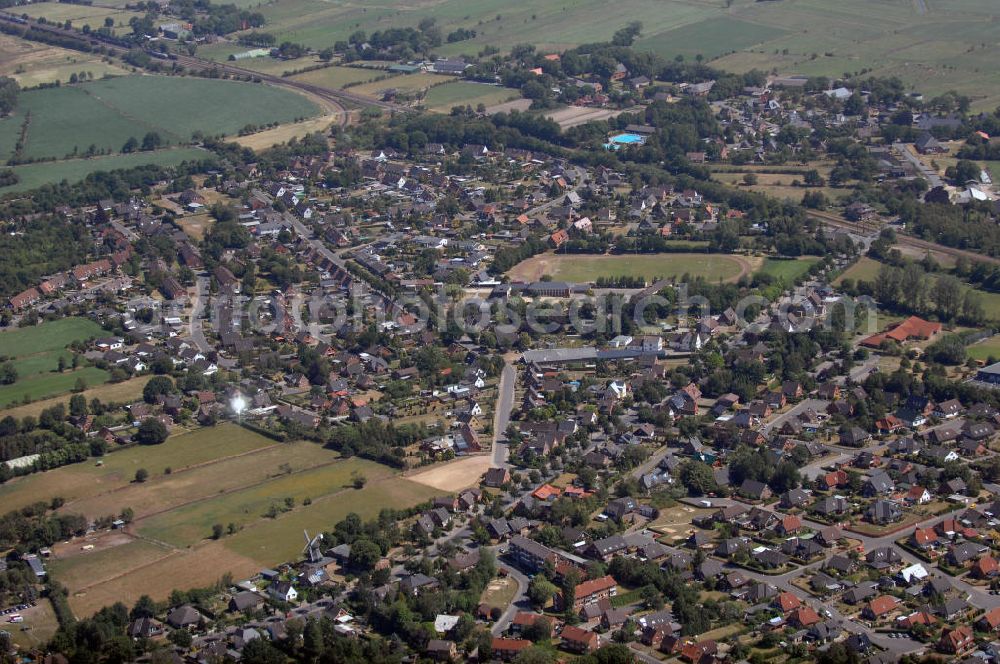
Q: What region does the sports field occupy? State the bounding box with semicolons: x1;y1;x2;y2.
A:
507;252;757;284
968;335;1000;362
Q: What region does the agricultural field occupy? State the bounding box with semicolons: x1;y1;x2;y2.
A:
0;148;213;195
205;0;1000;111
0;367;110;408
0;424;276;512
712;171;842;204
51;468;440;615
507;252;757;284
0;33;128;89
223;477;441;564
0;75;319;170
290;65;390;90
709;0;1000;111
135;457;394;547
0;318;111;407
0;375;152;420
351;71;453;97
422;81;520;112
17;2;141;35
0;317;105;357
2;417;447;614
635;15;788;62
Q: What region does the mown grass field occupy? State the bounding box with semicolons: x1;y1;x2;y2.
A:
290;65;390;90
66;440;343;521
18;2;141;34
833;256;883;286
423;81;520;112
223;477;441;564
136;457;394;546
635;15;788;61
0;33;128;89
0;317;105;357
0;318;111;406
507;252;755;284
967;335;1000;362
0;366;110;408
0;375;151;420
0;424;276;512
0;148;213;194
757;257;820;283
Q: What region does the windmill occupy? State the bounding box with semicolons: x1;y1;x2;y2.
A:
303;530;324;563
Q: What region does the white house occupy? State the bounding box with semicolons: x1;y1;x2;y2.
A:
268;581;298;603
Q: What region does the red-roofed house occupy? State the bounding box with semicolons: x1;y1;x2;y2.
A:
938;625;974;655
789;606;821;627
531;484;562;501
680;640;717;663
560;625;599;653
774;592;801;613
550;229;569;248
906;486;932;505
910;527;938;550
973;556;1000;579
777;515;802;536
899;611;937;630
492;638;532;661
863;595;900;621
8;287;41;311
978;607;1000;632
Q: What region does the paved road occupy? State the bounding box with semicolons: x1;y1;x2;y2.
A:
189;275;211;353
492;363;516;469
893;142;943;188
491;560;530;636
848;356;881;383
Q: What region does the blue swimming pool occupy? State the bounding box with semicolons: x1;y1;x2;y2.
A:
604;133;646;150
611;133;645;144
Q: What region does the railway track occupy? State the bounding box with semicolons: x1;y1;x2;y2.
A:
807;208;1000;267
